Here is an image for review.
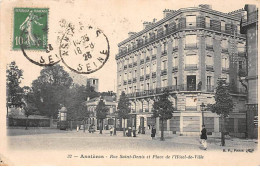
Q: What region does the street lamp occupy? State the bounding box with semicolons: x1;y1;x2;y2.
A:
200;102;206;126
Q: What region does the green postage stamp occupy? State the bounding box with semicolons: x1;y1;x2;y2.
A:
13;8;49;50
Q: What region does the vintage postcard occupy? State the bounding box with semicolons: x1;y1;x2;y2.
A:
0;0;259;166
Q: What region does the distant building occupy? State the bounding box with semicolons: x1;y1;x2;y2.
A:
116;5;248;137
240;4;258;139
87;78;99;92
83;96;117;130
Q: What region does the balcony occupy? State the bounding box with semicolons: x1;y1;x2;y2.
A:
221;48;229;53
123;80;127;85
123;65;127;70
222;67;229;73
140;75;144;81
133;77;137;83
146;57;150;62
152;54;156;60
161;50;167;56
172;66;178;73
172;46;178;53
133;62;137;67
116;20;245;60
161;69;167;76
206;85;214;92
145;74;150;80
185;64;198;70
152;72;156;78
128;80;132;84
185;43;197;50
185;106;197;111
206;65;214;72
128;63;133;68
206;44;214;51
140;59;144;65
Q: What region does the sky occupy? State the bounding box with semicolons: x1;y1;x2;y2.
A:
7;0;250;92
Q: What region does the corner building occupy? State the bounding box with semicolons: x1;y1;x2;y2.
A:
116;5;248;137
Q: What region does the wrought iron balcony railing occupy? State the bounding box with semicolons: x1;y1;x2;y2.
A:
140;59;144;65
172;46;178;53
185;64;198;70
123;65;127;70
128;63;133;68
140;75;144;81
206;85;214;92
133;62;137;67
222;67;229;73
206;44;214;51
221;48;229;53
238;51;246;57
206;65;214;71
152;72;156;78
152;54;156;60
123;80;127;85
133;77;137;83
128;80;132;84
185;43;198;50
172;66;178;73
145;74;150;80
185;106;197;111
161;50;167;56
146;57;150;62
161;69;167;76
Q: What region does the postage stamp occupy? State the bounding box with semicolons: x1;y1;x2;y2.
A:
13;8;49;50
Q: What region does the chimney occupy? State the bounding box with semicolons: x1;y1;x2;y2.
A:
143;21;152;29
128;32;136;37
153;18;157;23
199;4;212;9
163;9;173;18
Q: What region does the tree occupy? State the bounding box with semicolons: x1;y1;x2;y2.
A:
85;84;100;99
208;79;234;146
66;85;90;131
152;89;174;141
117;92;131;136
22;90;38;130
96;98;109;134
31;64;73;118
6;61;24;110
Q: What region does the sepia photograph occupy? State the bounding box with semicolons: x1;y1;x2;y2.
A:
0;0;259;166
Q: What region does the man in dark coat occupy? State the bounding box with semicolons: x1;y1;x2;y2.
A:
151;125;156;140
200;125;207;150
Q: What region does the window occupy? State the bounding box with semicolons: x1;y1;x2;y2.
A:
174;77;177;86
129;57;133;64
134;55;137;62
185;55;198;65
161;79;167;87
206;36;213;45
146;65;150;74
133;86;136;92
124;72;127;80
186;15;196;27
152;62;157;72
185;34;197;44
119;75;122;83
222;56;229;68
161;60;168;70
172;38;178;48
163;42;167;52
140;84;144;91
221;20;225;31
238;43;245;52
152;81;156;89
173;57;178;67
207;76;212;86
129;71;132;79
129;87;132;93
205;17;210;28
146;83;150;90
239;61;243;69
206;55;213;65
134;70;137;78
141;67;144;76
221;39;228;49
141;52;145;59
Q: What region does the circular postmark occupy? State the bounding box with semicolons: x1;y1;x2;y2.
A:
59;22;110;74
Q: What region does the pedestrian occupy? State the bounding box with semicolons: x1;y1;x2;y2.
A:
132;126;136;137
151;125;156;140
110;126;114;136
76;124;79;132
200;125;207;150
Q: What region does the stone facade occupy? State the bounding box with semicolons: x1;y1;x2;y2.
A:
241;4;258;139
116;5;248;137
